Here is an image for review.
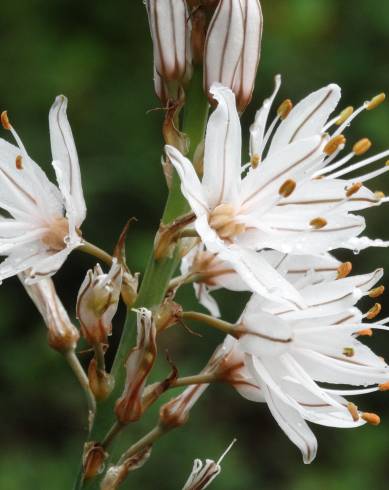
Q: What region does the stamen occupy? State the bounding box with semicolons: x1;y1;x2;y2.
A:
357;328;373;336
332;104;366;138
374;191;385;200
278;179;296;198
337;261;352;279
323;135;346;155
366;92;386;111
15;155;23;170
343;347;354;357
309;217;327;229
361;412;380;425
1;111;11;130
368;285;385;298
326;149;389;180
336;106;354;125
378;381;389;391
353;138;372;156
277;99;293;120
345;181;362;197
347;402;359;422
250;153;260;169
366;303;381;320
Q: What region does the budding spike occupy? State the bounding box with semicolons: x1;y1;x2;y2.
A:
337;261;352;279
1;111;11;130
310;217;327;229
345;182;362;198
277;99;293;120
323;135;346;155
366;303;381;320
250;153;260;168
368;285;385;298
15;155;23;170
366;92;386;110
362;412;380;425
336;106;354;125
278;179;296;198
347;402;359;422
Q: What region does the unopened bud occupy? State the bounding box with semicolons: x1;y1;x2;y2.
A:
121;271;139;308
76;260;122;345
155;300;183;332
88;358;114;401
115;309;157;424
21;275;79;352
101;447;152;490
204;0;263;112
83;442;107;480
160;383;206;429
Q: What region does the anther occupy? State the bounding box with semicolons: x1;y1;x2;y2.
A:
345;182;362;198
378;381;389;391
278;179;296;198
353;138;372;156
1;111;11;130
361;412;380;425
336;106;354;125
347;402;359;422
15;155;23;170
368;285;385;298
323;135;346;155
343;347;354;357
357;328;373;337
277;99;293;120
366;93;386;111
250;153;260;168
310;217;327;229
374;191;385;200
337;261;352;279
366;303;381;320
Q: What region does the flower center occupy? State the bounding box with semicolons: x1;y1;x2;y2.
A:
208;203;245;239
41;217;69;252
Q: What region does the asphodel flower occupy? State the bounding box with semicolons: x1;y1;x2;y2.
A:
166;80;389;305
218;267;389;463
0;96;86;283
76;259;123;345
204;0;263;112
21;274;79;352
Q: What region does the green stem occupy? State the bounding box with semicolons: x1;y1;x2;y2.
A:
182;311;237;336
94;343;106;373
117;425;166;465
171;372;218;387
79;241;113;267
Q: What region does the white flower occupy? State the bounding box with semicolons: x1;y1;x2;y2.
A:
180;245;344;316
182;440;236;490
204;0;263;112
166;79;389;305
221;267;389;463
0;96;86;283
76;259;123;345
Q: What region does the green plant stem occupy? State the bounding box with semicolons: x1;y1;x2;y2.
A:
74;68;209;490
94;343;106;373
117;425;166;465
182;311;237;336
79;241;113;267
171;372;218;387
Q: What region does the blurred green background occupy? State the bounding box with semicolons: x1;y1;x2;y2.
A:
1;0;389;489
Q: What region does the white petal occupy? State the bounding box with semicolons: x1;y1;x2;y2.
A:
49;95;86;226
202;84;242;208
193;282;221;318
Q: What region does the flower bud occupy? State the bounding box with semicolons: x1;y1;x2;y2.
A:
204;0;263;112
115;309;157;424
146;0;192;100
76;260;122;345
83;442;107;480
21;275;79;352
88;358;115;401
121;271;139;308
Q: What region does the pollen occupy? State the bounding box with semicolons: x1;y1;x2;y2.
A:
335;106;354;125
368;285;385;298
357;328;373;337
310;217;327;229
337;261;352;279
251;153;261;168
345;182;362;198
379;381;389;391
278;179;296;198
366;92;386;111
323;135;346;155
343;347;354;357
347;402;359;422
362;412;381;425
1;111;11;130
366;303;381;320
353;138;372;156
15;155;23;170
277;99;293;120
